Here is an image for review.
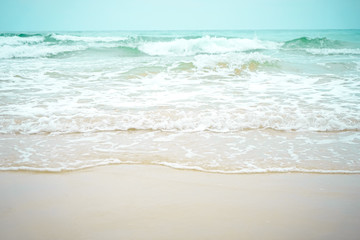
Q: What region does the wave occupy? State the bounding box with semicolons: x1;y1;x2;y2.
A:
55;46;145;58
0;34;281;58
138;36;280;56
0;33;129;45
282;37;340;49
0;44;145;59
158;162;360;174
1;162;360;174
0;33;132;58
0;33;42;37
45;34;128;43
305;48;360;55
1;108;359;135
1;33;359;59
280;36;360;55
191;52;276;72
0;44;88;59
0;35;44;46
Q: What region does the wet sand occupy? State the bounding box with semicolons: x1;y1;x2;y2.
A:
1;164;360;240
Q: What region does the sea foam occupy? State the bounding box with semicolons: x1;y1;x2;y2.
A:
1;30;360;174
138;36;280;56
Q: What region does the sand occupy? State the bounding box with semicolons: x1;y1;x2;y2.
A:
1;164;360;240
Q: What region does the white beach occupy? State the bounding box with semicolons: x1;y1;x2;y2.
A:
1;165;360;240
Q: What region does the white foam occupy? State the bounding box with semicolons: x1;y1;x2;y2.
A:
0;159;124;172
0;36;44;46
138;36;280;56
0;44;87;59
1;161;360;174
0;34;127;58
158;162;360;174
306;48;360;55
1;63;359;134
51;34;128;42
192;52;275;71
1;107;359;134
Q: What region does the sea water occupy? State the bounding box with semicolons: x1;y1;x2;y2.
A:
0;30;359;173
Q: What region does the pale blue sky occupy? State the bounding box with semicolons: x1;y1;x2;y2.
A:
0;0;359;31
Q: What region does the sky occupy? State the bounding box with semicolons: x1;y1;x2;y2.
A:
0;0;359;31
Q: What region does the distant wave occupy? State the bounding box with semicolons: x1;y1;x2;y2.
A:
138;36;280;56
1;33;359;59
280;36;360;55
0;44;145;59
305;48;360;55
46;34;128;43
0;35;44;46
0;33;129;45
282;37;340;49
0;33;132;58
0;33;280;58
0;44;87;59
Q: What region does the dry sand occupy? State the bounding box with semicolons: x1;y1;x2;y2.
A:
1;164;360;240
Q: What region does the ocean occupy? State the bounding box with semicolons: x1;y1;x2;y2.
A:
0;30;359;173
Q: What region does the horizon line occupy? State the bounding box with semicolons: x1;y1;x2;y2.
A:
1;28;360;33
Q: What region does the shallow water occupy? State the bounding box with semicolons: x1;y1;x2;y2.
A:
1;30;359;173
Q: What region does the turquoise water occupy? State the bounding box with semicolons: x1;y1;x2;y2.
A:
0;30;359;173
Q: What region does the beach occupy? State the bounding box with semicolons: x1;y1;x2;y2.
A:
1;165;360;240
1;0;360;238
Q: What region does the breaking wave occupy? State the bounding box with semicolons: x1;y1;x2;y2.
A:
0;33;281;58
138;36;280;56
1;108;359;135
3;33;359;59
281;36;360;55
305;48;360;55
282;37;340;49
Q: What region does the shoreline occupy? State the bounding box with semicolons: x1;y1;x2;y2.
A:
1;164;360;240
2;162;360;175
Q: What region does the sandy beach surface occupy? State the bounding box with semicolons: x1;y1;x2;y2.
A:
1;164;360;240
